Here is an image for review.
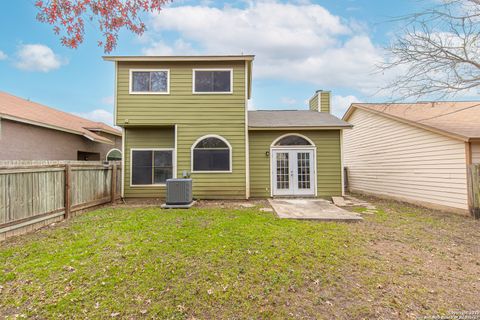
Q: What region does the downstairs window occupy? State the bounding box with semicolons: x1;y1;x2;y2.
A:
131;149;173;185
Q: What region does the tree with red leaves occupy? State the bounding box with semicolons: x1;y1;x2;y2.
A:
35;0;170;53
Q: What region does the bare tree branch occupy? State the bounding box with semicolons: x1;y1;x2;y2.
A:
379;0;480;100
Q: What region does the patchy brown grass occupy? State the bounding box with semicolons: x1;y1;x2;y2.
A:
0;195;479;319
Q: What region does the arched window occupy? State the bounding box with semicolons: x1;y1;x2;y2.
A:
274;135;313;146
192;135;231;172
106;148;122;161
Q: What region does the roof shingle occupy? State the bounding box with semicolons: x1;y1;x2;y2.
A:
347;101;480;140
248;110;351;128
0;91;121;144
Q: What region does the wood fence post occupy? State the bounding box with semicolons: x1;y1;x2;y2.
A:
473;165;480;219
64;164;71;219
111;163;117;204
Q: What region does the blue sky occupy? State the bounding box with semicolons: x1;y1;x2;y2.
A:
0;0;442;124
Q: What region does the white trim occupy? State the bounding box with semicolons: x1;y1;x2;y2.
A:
269;133;318;197
114;61;118;126
270;148;316;197
270;133;316;147
129;148;176;187
106;148;122;161
104;55;255;62
121;128;125;197
244;60;250;199
317;92;321;112
192;68;233;94
340;130;345;196
190;134;233;173
129;69;170;95
174;124;178;178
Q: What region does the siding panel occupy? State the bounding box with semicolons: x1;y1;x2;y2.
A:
118;60;247;199
472;142;480;164
249;130;342;198
124;127;174;198
344;108;468;211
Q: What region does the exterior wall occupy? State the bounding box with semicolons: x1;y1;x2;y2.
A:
117;60;247;199
319;91;330;113
472;142;480;164
344;108;469;212
177;125;246;199
309;94;318;111
0;119;121;161
124;127;174;198
249;130;343;198
308;91;330;113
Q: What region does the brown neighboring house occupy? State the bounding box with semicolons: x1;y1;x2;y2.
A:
0;91;122;161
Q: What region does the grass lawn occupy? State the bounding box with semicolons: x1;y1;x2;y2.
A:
1;197;479;319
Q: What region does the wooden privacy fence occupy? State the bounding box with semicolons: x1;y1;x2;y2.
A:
467;164;480;219
0;161;121;240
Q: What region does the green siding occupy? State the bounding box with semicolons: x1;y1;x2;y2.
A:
249;130;342;198
177;124;246;200
309;94;318;111
124;127;174;198
320;92;331;113
117;60;247;199
116;61;246;126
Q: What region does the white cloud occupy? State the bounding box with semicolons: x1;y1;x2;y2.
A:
145;1;387;93
0;50;7;60
143;39;194;55
15;44;66;72
75;109;114;126
331;94;360;117
101;96;114;106
280;97;298;106
247;99;256;110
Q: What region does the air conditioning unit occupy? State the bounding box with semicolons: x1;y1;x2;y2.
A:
163;178;194;208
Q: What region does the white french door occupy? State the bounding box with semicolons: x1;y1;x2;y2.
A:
272;149;315;196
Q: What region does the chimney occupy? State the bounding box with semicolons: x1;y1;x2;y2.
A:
308;90;331;113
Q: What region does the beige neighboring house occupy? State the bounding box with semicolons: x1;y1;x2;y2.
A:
0;91;122;161
343;101;480;214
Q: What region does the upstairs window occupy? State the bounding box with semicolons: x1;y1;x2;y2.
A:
130;70;169;94
193;69;232;93
131;149;173;185
192;135;232;172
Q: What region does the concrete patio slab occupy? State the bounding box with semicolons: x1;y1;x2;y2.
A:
268;198;363;221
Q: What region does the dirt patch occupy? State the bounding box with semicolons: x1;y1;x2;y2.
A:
335;194;480;319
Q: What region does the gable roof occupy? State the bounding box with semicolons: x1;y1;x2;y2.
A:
248;110;352;129
343;101;480;142
0;91;121;144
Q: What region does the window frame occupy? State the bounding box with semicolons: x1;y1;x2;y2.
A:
191;134;233;173
130;148;176;187
129;69;170;95
192;68;233;94
106;148;122;161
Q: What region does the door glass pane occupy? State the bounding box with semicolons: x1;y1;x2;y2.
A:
297;152;311;189
132;150;153;185
276;152;289;189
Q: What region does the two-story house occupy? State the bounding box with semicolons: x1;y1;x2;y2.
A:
104;55;351;200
